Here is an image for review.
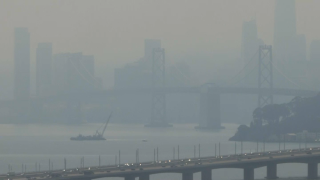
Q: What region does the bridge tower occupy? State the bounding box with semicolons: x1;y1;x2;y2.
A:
258;45;273;107
145;48;171;127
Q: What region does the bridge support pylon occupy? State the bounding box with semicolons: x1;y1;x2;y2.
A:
196;85;224;130
244;167;254;180
308;162;318;179
182;171;193;180
266;163;278;179
139;174;149;180
201;169;212;180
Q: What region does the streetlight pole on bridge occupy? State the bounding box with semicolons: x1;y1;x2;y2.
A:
178;145;180;160
215;143;217;157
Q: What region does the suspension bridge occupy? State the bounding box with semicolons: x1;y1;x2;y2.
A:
1;45;318;128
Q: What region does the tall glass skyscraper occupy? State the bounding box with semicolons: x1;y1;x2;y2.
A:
273;0;306;88
36;43;52;96
274;0;297;65
274;0;297;41
241;20;264;88
14;28;30;99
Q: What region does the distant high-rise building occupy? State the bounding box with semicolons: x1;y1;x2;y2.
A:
114;59;152;88
286;34;307;81
36;43;52;96
52;53;69;94
242;20;258;63
144;39;161;61
288;35;307;62
114;39;161;89
273;0;307;88
307;40;320;90
14;27;30;99
81;55;95;91
274;0;297;39
310;40;320;62
241;20;264;87
274;0;297;64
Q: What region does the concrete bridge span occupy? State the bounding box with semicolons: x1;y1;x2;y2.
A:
3;148;320;180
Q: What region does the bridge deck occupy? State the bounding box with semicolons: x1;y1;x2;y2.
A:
2;147;320;180
1;87;317;105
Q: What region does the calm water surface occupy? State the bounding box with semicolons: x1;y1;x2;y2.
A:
0;123;317;180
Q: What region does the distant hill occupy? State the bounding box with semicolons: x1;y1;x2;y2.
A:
230;92;320;141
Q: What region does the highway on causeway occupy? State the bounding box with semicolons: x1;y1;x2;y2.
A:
1;147;320;180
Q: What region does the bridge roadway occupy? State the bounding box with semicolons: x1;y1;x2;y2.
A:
0;87;316;105
3;147;320;180
49;87;318;101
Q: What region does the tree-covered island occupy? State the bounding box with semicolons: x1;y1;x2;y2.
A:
230;93;320;142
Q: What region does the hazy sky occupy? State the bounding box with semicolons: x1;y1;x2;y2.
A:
0;0;320;93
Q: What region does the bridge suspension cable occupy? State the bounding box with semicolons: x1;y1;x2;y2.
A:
79;59;103;86
229;62;259;86
223;49;259;86
69;58;96;87
170;64;196;85
269;57;313;90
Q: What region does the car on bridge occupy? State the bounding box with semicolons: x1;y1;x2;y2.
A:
82;170;94;176
50;173;62;178
6;172;15;177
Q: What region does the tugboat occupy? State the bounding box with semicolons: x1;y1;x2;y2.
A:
70;112;112;141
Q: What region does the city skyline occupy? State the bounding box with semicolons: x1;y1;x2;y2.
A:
3;0;320;102
1;2;320;180
1;0;320;95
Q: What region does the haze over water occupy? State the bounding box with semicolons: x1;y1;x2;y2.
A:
0;123;317;180
0;1;320;179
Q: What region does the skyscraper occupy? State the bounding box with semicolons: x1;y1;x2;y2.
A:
273;0;306;88
144;39;161;62
114;39;161;89
36;43;52;96
310;40;320;62
274;0;296;60
241;20;264;88
52;53;69;94
308;40;320;90
274;0;297;64
81;55;95;91
14;28;30;99
274;0;297;41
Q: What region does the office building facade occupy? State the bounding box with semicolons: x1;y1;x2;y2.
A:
14;27;30;99
36;43;52;96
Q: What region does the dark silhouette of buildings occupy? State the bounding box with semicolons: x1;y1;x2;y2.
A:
14;27;30;99
36;43;52;96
